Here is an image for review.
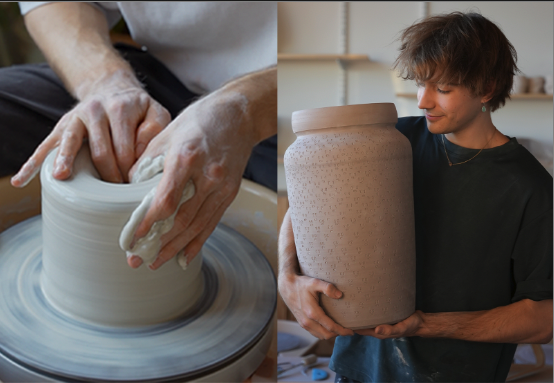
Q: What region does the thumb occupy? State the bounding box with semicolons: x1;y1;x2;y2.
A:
318;280;343;300
129;153;165;183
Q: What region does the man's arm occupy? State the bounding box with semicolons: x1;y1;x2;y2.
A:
12;2;169;185
23;2;130;99
278;209;354;339
280;210;552;343
357;298;553;344
125;65;278;270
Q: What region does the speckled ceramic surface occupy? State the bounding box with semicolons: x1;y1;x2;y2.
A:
284;103;416;329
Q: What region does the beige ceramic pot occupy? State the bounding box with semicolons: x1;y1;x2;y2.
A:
284;103;416;329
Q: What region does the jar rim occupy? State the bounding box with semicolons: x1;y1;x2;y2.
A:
291;103;398;134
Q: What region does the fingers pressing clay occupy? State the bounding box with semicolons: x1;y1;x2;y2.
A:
53;121;86;180
11;159;42;188
87;115;123;183
131;155;166;183
135;103;170;159
119;181;195;268
119;154;196;270
11;134;58;187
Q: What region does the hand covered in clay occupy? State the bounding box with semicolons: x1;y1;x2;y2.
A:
126;67;276;270
354;311;425;339
278;210;354;340
11;71;170;187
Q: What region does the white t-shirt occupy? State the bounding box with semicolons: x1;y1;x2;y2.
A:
19;2;277;94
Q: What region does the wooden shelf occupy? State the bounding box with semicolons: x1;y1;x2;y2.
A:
278;53;369;62
508;93;553;100
396;93;553;100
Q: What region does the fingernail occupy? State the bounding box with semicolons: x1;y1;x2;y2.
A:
132;256;143;268
54;163;66;176
148;258;161;271
335;291;343;299
375;327;382;335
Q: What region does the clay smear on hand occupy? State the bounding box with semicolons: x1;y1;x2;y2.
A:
119;155;195;269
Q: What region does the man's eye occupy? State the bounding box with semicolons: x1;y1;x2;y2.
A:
437;88;450;94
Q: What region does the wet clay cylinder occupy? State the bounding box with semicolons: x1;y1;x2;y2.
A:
40;147;203;326
284;103;416;329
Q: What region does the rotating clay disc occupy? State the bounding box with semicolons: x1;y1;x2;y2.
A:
0;216;276;381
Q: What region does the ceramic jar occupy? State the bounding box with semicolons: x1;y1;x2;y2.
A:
545;75;553;95
528;76;545;94
284;103;416;329
512;75;529;94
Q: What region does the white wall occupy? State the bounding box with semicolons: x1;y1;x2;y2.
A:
278;2;554;190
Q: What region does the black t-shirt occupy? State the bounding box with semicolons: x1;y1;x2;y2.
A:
330;116;553;382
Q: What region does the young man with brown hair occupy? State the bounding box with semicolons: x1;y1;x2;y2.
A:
279;11;552;382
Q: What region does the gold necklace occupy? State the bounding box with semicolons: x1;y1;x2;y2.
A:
441;131;495;166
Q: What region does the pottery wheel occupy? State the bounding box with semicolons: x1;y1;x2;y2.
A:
0;216;276;381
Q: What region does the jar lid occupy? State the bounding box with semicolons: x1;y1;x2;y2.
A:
291;103;398;133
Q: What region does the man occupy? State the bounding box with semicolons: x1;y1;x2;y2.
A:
279;11;552;382
4;2;276;269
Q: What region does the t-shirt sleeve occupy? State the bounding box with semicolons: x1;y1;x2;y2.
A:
511;207;553;302
19;2;122;29
19;2;49;15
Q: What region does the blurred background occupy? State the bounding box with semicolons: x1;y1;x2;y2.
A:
0;2;44;66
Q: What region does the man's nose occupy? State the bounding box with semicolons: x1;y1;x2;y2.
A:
417;86;433;110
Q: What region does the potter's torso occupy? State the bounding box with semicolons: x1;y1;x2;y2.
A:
19;2;277;94
330;116;553;382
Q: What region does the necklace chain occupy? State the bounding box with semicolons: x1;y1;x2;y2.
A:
441;132;495;166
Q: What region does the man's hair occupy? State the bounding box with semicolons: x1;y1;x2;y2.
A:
392;11;519;112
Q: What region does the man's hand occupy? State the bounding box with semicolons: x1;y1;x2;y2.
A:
126;66;276;269
280;273;355;340
10;3;169;187
278;209;354;340
356;299;552;344
12;73;170;186
355;311;424;339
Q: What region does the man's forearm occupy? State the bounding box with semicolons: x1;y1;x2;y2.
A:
204;65;277;147
417;298;553;344
278;209;301;280
24;2;139;99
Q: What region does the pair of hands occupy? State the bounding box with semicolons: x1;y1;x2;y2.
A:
11;70;253;270
278;210;424;340
279;209;554;345
279;272;425;341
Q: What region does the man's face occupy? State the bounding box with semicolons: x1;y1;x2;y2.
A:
416;73;484;136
